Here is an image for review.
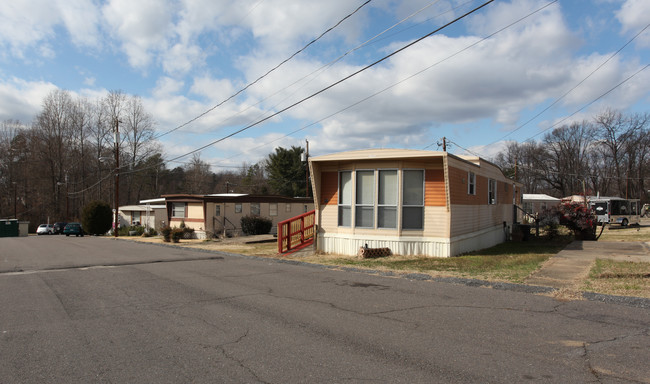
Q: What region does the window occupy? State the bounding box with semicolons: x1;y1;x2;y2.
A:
402;170;424;229
355;170;375;227
488;179;497;205
378;170;397;228
523;202;533;213
172;203;186;218
132;211;140;225
235;203;242;213
215;205;221;216
251;202;260;215
468;171;476;195
338;171;352;226
286;203;291;213
270;203;277;216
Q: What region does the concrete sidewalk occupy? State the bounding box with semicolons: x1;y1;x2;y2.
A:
525;241;650;289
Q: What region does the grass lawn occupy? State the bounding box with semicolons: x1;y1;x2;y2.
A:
596;223;650;241
296;235;573;284
583;259;650;299
125;221;650;298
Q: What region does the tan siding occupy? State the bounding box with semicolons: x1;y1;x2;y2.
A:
320;204;339;232
424;169;446;207
449;204;512;237
422;206;449;237
187;203;204;220
321;171;338;205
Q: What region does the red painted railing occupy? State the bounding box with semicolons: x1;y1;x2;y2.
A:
278;210;315;254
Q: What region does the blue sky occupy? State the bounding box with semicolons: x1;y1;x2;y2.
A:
1;0;649;170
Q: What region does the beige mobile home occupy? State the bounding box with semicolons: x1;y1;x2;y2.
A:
163;193;314;239
118;202;167;230
309;149;522;257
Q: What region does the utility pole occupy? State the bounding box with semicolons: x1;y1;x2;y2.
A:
13;182;17;218
65;174;69;221
305;140;310;198
442;137;447;152
114;119;120;238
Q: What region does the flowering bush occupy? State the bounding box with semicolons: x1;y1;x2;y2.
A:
558;202;596;240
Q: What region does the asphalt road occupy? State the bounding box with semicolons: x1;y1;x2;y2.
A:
1;236;648;383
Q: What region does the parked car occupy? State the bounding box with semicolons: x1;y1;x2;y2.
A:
52;222;67;234
63;222;84;237
36;224;53;235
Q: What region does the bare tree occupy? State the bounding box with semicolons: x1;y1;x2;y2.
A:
540;121;594;197
184;154;212;194
32;89;76;220
122;95;157;202
594;109;649;198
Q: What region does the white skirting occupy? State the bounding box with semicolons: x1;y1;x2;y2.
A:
318;225;507;257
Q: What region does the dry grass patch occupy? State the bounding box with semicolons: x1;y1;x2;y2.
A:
295;236;572;284
596;223;650;242
121;236;279;256
583;259;650;298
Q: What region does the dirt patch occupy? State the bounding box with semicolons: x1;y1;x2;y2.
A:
120;235;279;256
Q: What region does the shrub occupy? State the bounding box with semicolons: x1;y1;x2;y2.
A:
182;226;194;239
118;225;145;236
558;202;597;240
81;201;113;235
161;226;172;242
171;228;183;243
538;206;561;239
241;215;272;235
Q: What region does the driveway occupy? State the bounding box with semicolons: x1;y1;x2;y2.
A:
525;240;650;289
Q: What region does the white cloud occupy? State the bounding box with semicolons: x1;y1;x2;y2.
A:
58;0;102;48
0;1;60;57
616;0;650;47
0;78;58;123
101;0;175;68
153;77;185;98
189;76;236;102
235;0;647;156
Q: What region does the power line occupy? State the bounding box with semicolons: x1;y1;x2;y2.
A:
161;0;496;164
177;0;455;158
528;64;649;140
118;0;495;179
486;21;650;147
153;0;375;140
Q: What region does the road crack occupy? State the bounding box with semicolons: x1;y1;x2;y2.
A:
200;330;271;384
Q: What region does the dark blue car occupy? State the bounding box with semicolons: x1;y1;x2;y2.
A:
63;222;84;237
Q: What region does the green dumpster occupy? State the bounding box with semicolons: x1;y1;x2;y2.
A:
0;219;19;237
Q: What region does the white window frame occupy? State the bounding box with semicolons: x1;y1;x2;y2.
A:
402;169;424;230
377;169;398;229
235;203;242;213
131;211;140;225
355;170;375;228
468;171;476;195
285;203;291;213
172;203;186;218
338;171;352;227
215;205;221;217
488;179;497;205
270;203;278;216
